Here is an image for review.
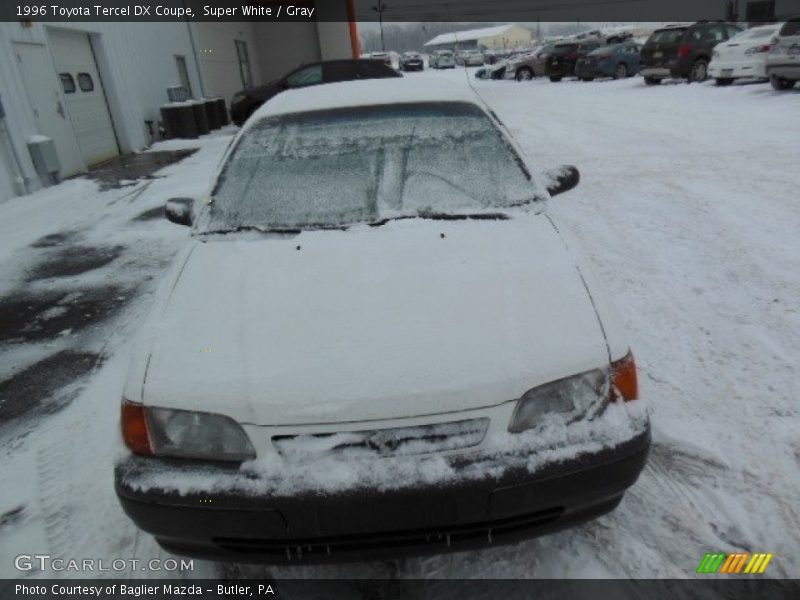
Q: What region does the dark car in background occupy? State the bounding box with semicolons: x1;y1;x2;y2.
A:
399;52;424;71
230;59;401;126
575;41;641;80
545;40;603;81
639;22;742;84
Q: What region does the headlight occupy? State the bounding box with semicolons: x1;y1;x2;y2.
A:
508;369;609;433
122;400;255;462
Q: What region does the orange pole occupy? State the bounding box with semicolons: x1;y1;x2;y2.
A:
345;0;361;58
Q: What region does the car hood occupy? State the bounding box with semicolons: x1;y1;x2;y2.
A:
137;215;610;426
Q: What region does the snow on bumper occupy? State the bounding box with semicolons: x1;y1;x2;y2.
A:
709;58;768;79
114;402;650;562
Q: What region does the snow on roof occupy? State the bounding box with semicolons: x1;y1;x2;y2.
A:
425;24;519;47
245;79;481;128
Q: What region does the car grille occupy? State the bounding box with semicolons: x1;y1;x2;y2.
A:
273;418;490;461
212;506;564;559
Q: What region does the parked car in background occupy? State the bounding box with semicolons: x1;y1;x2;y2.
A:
475;62;508;80
639;21;742;84
429;49;456;69
575;41;641;80
545;40;603;81
369;52;393;67
456;49;486;66
116;79;649;563
503;51;536;80
709;23;783;85
229;60;400;126
766;16;800;90
531;43;558;77
504;43;556;80
399;52;424;71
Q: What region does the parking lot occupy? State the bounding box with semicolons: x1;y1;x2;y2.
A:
0;68;798;579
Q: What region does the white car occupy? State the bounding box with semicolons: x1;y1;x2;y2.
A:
429;49;455;69
709;23;783;85
766;16;800;90
115;80;649;562
456;49;486;66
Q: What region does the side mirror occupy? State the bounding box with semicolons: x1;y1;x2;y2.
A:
544;165;580;197
165;198;194;226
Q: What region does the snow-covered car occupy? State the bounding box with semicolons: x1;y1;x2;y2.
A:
502;49;540;81
709;23;783;85
399;51;424;71
456;49;485;66
429;49;456;69
474;62;508;79
766;16;800;90
115;80;650;562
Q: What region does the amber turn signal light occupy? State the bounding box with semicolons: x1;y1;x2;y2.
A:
121;399;153;455
611;351;638;402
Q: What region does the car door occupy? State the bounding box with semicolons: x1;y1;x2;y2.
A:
624;42;640;71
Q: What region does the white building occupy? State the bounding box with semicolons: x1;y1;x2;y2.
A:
0;7;357;202
424;24;532;52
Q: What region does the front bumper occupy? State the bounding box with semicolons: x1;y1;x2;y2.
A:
115;425;650;563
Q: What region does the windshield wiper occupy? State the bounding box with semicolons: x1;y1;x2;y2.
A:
368;212;510;227
201;223;349;236
201;225;301;236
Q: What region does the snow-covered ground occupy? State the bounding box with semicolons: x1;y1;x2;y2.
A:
1;70;798;580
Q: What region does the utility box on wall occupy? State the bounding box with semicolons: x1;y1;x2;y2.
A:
28;135;61;185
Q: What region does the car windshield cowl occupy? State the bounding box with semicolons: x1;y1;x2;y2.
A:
196;208;530;236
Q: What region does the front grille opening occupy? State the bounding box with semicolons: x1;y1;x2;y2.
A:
273;418;490;462
212;506;564;559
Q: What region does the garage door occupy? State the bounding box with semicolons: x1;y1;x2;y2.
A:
48;29;119;166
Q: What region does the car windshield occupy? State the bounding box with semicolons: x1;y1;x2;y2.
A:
649;28;686;44
202;102;539;232
590;45;617;55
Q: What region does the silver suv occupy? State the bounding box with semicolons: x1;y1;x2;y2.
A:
430;50;456;69
766;16;800;90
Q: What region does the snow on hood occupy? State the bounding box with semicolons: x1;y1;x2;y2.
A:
136;214;610;425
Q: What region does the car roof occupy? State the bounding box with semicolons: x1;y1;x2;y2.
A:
244;79;482;129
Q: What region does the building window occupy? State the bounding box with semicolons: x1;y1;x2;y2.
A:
77;72;94;92
59;73;75;94
745;0;775;22
175;55;193;97
235;40;252;88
